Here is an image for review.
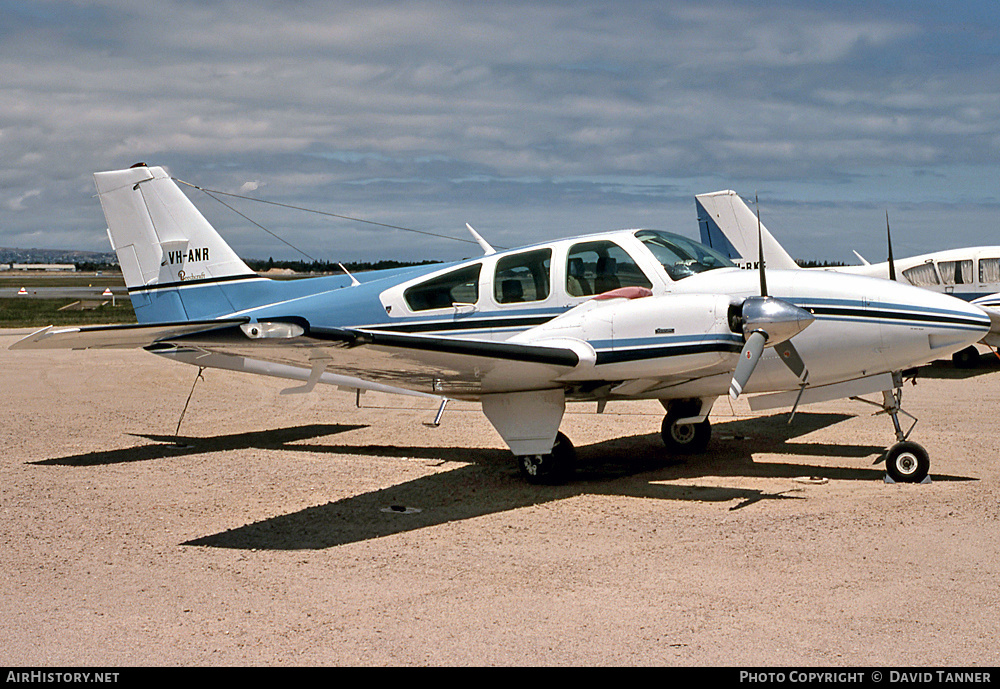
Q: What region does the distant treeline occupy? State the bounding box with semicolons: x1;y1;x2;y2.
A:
246;258;442;273
72;257;845;274
74;261;121;273
796;260;847;268
69;258;442;274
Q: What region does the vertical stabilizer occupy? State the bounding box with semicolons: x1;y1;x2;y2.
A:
696;190;798;270
94;164;261;323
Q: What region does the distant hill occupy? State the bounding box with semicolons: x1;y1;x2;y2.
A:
0;247;119;265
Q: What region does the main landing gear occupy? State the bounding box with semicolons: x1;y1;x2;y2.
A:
660;399;712;455
661;411;712;454
516;432;576;484
951;345;980;368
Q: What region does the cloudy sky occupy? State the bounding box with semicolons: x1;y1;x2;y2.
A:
2;0;998;264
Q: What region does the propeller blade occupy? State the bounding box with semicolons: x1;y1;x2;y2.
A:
730;330;767;399
774;340;808;382
886;210;896;281
756;193;767;297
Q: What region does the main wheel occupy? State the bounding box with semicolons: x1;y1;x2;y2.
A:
952;345;979;368
517;432;576;484
661;413;711;454
885;441;930;483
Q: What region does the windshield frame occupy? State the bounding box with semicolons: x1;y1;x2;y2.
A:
634;229;736;281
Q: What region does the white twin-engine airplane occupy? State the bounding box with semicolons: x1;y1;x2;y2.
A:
11;165;992;485
695;189;1000;366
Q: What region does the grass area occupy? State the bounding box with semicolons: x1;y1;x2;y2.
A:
0;273;135;328
0;298;136;329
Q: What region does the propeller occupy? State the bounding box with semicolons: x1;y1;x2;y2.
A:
756;193;767;296
729;195;815;400
886;210;897;281
729;296;814;399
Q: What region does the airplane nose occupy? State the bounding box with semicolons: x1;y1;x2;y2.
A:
873;282;990;367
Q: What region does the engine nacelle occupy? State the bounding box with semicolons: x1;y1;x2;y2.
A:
513;292;741;380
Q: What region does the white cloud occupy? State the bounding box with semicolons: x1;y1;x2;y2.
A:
0;1;997;260
5;189;41;212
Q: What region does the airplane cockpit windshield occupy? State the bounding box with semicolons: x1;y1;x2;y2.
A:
635;229;736;281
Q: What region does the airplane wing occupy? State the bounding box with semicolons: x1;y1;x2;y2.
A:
169;323;591;399
970;294;1000;347
8;318;590;400
9;301;745;402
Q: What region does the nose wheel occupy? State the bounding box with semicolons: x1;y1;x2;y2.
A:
884;441;930;484
854;373;931;484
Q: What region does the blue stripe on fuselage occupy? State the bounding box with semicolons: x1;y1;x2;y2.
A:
129;264;448;325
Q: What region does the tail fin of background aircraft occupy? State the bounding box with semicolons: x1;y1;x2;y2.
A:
695;190;798;271
95;164;263;324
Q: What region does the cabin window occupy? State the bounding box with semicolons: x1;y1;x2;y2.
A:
404;264;481;311
901;263;940;286
939;260;973;285
980;258;1000;283
565;240;652;296
494;249;551;303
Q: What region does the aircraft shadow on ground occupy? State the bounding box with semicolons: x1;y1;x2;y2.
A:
27;412;976;550
176;411;974;551
30;424;367;467
917;355;1000;380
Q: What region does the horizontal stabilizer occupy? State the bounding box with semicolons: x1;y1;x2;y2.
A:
9;319;248;351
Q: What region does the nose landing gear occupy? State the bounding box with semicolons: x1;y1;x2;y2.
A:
854;373;930;484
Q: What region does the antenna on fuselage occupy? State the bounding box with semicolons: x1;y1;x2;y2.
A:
338;263;361;287
466;223;496;256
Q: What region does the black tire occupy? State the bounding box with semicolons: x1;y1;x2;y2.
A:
661;413;711;454
517;432;576;484
952;346;979;368
885;441;930;483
